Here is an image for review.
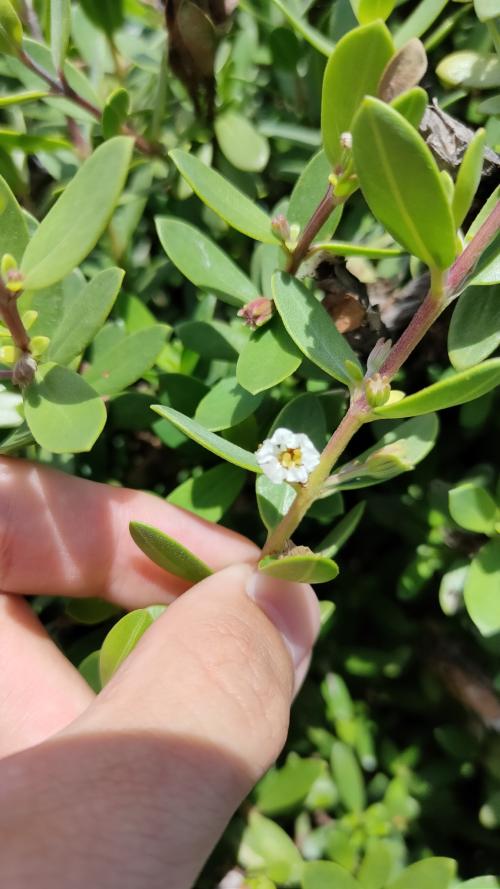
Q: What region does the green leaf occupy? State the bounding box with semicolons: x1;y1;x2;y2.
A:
151;405;261;472
269;0;333;57
390;86;428;129
256;753;325;816
288;150;343;241
317;502;366;557
333;414;439;489
302;861;362;889
256;475;296;532
321;22;394;168
374;361;500;419
80;0;124;35
237;317;303;394
0;175;29;261
20;137;133;289
156;216;257;307
0;90;48;107
170;149;276;244
129;522;213;583
66;597;120;625
83;325;167;396
102;87;130;139
437;52;500;90
0;422;34;454
50;0;71;71
469;232;500;286
0;0;22;55
331;741;366;813
24;363;106;454
167;463;246;523
386;858;456;889
312;241;404;259
449;482;497;535
352;0;396;24
238;811;304;886
215;110;270;173
194;377;262;431
46;268;124;366
352;98;456;270
464;540;500;637
448;285;500;370
474;0;500;20
273;272;362;385
258;553;339;584
358;841;400;889
393;0;448;48
78;651;102;693
100;606;165;686
176;319;243;362
452;129;486;229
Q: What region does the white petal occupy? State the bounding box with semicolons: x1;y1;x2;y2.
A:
263;460;287;484
285;465;307;484
272;427;295;448
256;441;275;462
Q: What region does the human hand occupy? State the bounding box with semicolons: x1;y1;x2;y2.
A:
0;457;319;889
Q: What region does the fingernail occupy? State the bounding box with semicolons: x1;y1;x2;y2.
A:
246;572;320;672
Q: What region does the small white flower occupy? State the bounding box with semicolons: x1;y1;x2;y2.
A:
256;427;320;485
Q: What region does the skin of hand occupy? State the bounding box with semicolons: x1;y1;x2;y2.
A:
0;457;320;889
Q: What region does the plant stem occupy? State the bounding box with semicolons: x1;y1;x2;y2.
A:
287;184;339;274
447;199;500;295
262;400;368;556
263;185;500;556
18;50;161;157
0;285;30;354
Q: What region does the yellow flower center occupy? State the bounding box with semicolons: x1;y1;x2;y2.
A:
279;447;303;469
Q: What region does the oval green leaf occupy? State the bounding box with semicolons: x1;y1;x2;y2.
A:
273;272;362;385
352;97;456;270
0;0;22;55
169;149;276;244
453;129;486;229
194;376;262;431
100;608;160;686
215;110;270;173
0;174;29;261
156;216;257;307
20;136;133;289
322;21;394;168
302;861;362;889
167;463;246;523
331;740;366;813
151;405;260;472
449;284;500;370
437;51;500;90
237;316;303;394
46;268;124;366
258;553;339;583
129;521;213;583
464;540;500;637
375;360;500;419
256;753;325;817
83;325;167;396
449;482;497;535
24;363;106;454
386;858;456;889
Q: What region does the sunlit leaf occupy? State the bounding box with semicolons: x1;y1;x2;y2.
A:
129;521;213;582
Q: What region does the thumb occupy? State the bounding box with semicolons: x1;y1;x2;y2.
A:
0;565;319;889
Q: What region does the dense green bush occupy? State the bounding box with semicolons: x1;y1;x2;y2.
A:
0;0;499;886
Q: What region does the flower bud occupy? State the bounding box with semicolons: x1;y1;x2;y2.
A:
364;443;413;479
271;213;291;242
30;335;50;358
1;253;17;281
365;373;391;408
12;353;37;387
237;297;274;329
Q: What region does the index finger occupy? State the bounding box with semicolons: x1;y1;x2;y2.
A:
0;457;259;608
